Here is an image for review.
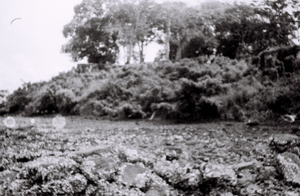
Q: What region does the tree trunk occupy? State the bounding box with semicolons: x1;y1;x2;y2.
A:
138;42;145;63
175;32;181;60
126;42;133;64
164;19;171;60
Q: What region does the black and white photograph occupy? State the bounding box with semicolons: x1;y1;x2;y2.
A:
1;0;300;195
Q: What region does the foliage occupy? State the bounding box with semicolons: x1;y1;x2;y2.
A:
62;0;119;64
3;52;300;122
62;0;300;64
205;0;300;59
6;87;31;114
110;0;158;63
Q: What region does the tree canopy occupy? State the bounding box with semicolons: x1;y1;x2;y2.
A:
62;0;300;64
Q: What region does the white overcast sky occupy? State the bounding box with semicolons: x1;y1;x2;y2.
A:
0;0;250;93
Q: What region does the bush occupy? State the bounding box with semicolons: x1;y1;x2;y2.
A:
24;86;57;116
4;55;300;122
55;89;78;114
6;88;31;114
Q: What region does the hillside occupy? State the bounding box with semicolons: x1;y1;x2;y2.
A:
1;54;300;123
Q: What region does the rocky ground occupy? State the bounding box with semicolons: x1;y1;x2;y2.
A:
1;116;300;195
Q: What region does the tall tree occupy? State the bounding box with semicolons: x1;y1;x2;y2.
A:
254;0;298;49
154;2;213;60
62;0;119;64
213;2;262;58
109;0;158;64
209;0;299;59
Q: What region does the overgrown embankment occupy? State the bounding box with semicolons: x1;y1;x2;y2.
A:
1;56;300;121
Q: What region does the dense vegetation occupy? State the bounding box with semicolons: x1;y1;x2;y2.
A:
1;54;300;122
1;0;300;122
61;0;300;63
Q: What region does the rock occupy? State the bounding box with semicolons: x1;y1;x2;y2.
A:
284;191;299;196
0;170;18;194
203;164;237;186
41;179;73;195
164;146;182;161
97;179;145;196
245;120;259;126
117;146;155;167
277;152;300;186
174;135;184;141
256;166;277;182
244;184;262;195
22;156;78;182
145;185;168;196
3;179;29;195
236;170;256;187
237;175;255;187
233;161;256;171
270;134;300;153
154;159;202;190
81;155;119;182
67;173;87;193
70;145;116;157
118;163;148;188
272;133;300;143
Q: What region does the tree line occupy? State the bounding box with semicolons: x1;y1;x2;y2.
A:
62;0;300;65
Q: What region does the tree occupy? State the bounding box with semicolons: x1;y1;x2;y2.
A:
62;0;119;64
212;2;264;58
209;0;299;59
253;0;298;50
109;0;158;64
154;2;213;60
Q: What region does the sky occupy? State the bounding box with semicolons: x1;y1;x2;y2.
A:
0;0;249;94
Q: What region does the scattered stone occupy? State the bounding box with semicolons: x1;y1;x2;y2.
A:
70;145;116;157
284;191;299;196
0;170;18;193
67;173;88;193
154;159;202;190
236;170;256;187
145;185;167;196
270;134;300;153
97;179;145;196
245;184;262;195
118;163;149;188
81;155;119;182
277;152;300;186
174;135;184;141
256;166;277;182
41;179;73;195
22;156;78;181
272;134;300;143
234;161;256;171
203;164;237;186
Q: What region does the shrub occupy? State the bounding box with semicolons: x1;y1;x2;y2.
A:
6;88;31;114
24;86;57;116
4;55;300;122
117;103;146;119
55;89;78;114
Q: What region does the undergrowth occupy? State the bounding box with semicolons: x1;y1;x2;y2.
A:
2;56;300;122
